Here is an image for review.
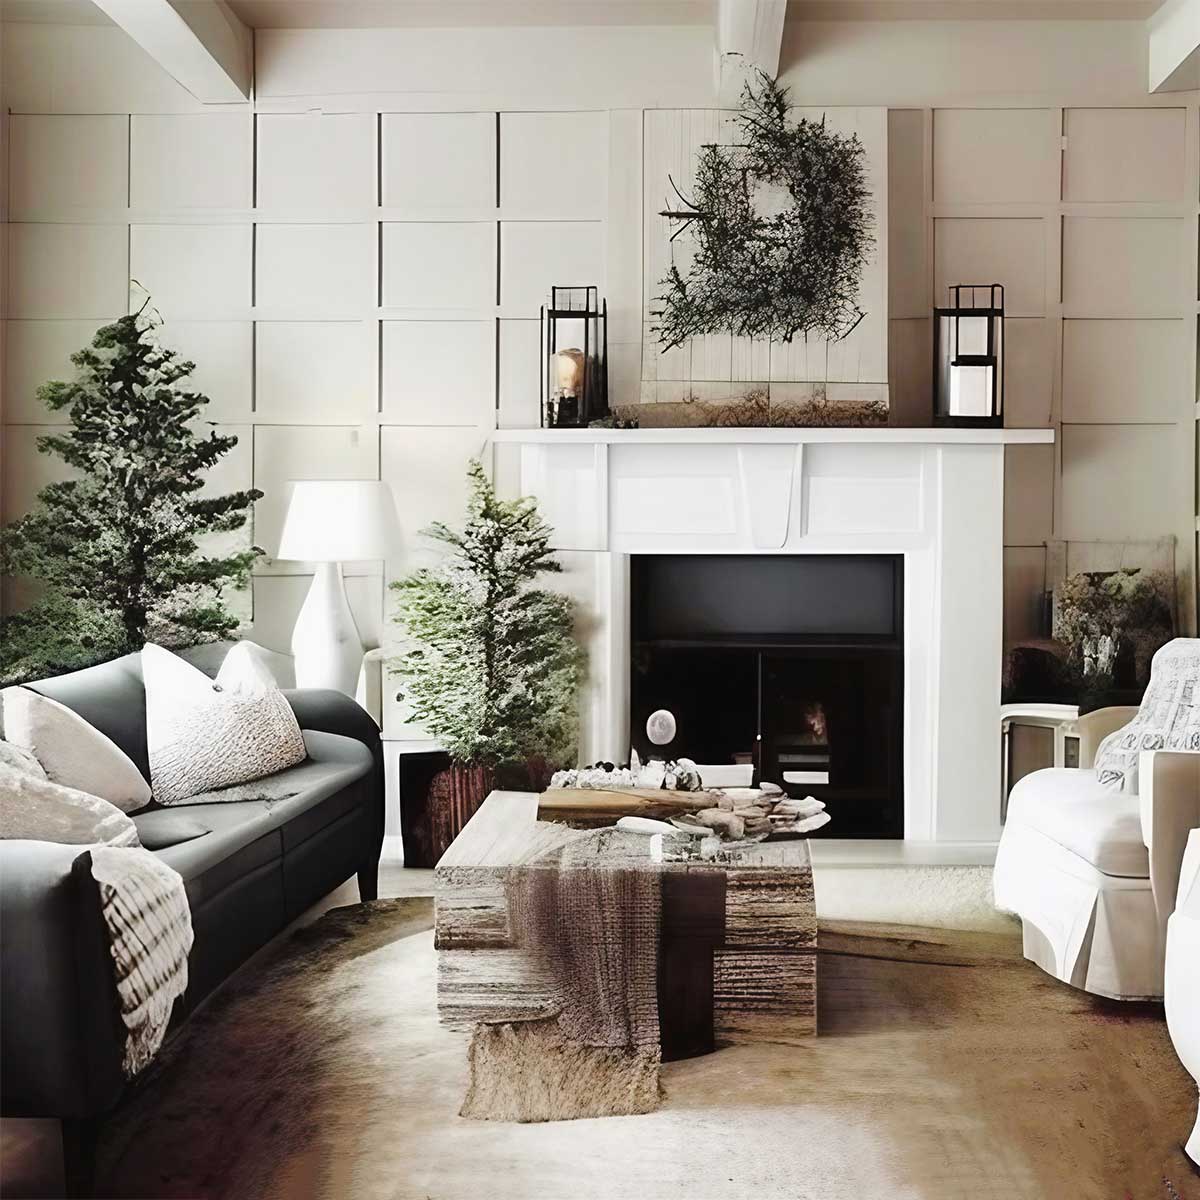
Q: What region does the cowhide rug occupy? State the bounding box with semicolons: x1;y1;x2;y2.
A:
82;897;1197;1200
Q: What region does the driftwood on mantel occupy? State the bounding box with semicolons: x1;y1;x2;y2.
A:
435;791;816;1047
536;787;718;828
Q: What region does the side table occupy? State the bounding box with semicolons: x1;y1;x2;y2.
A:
999;702;1080;821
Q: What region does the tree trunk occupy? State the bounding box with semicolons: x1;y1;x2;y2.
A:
428;762;495;863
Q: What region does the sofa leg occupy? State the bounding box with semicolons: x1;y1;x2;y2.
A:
358;860;380;902
61;1116;99;1198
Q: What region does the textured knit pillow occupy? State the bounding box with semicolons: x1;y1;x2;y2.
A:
1;686;152;814
0;763;140;847
142;644;306;805
1093;638;1200;793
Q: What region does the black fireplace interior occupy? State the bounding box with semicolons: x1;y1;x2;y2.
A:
630;554;904;839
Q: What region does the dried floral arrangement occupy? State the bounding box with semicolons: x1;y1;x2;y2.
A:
653;71;874;351
608;388;887;430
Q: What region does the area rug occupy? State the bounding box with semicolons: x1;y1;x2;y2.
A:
85;897;1198;1200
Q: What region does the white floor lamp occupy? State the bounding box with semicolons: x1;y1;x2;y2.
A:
276;480;401;696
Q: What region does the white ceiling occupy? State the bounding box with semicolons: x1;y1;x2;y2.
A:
0;0;1164;26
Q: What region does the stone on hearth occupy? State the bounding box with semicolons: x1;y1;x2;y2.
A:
692;809;746;840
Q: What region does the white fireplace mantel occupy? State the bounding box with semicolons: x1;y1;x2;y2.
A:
489;425;1056;847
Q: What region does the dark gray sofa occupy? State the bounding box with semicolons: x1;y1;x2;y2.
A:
0;650;385;1194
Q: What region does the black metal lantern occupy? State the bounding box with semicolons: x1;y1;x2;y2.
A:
933;284;1004;427
540;285;608;429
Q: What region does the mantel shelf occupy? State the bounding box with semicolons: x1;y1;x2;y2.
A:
489;426;1056;446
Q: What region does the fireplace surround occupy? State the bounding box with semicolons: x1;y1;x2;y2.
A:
630;553;904;837
491;425;1055;846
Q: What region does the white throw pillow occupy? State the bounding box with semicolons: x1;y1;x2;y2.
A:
142;644;307;806
1;687;152;814
0;764;140;847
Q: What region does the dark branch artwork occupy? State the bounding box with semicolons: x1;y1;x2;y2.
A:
654;71;874;352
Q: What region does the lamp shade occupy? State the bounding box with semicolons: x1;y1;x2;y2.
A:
277;480;401;562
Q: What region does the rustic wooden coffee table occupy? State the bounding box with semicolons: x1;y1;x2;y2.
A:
435;790;816;1057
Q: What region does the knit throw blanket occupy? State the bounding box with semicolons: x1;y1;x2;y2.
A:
89;846;194;1077
505;829;662;1052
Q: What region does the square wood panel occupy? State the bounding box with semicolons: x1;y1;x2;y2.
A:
156;321;253;422
381;113;495;210
129;224;251;317
10;115;127;214
500;221;604;314
131;114;251;209
255;224;375;315
8;224;128;319
498;319;542;428
934;219;1046;318
1062;319;1185;422
382;320;494;425
933;109;1060;204
382;222;496;309
1061;218;1185;317
4;319;112;423
1063;108;1187;203
256;113;375;210
500;111;607;216
255;322;377;421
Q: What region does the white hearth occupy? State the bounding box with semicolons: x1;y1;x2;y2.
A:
491;426;1054;846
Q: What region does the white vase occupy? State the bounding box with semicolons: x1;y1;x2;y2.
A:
1166;829;1200;1165
291;561;364;696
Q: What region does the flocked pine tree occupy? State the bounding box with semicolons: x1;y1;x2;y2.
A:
0;300;263;684
390;460;582;773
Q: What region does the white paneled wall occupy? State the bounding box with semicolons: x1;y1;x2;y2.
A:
1;34;615;743
915;103;1198;636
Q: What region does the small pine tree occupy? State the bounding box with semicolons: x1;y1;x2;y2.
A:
389;460;582;769
1;301;263;683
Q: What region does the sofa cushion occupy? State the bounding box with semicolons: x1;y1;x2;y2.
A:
1005;767;1148;878
146;731;373;905
132;812;211;852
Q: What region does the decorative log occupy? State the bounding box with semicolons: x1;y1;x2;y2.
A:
536;787;719;827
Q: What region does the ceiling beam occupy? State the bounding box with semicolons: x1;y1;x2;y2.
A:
1148;0;1200;92
714;0;787;105
90;0;251;104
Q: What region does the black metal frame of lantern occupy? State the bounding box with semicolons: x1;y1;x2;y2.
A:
539;285;609;429
933;283;1005;428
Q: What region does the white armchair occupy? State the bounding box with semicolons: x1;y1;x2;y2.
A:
1166;825;1200;1165
994;638;1200;1000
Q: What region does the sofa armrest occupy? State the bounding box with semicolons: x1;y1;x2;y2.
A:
1139;750;1200;946
283;688;385;865
0;841;126;1119
1077;706;1140;768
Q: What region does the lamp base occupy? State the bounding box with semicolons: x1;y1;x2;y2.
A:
291;561;364;696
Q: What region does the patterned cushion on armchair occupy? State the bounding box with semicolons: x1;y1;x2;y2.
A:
1094;639;1200;793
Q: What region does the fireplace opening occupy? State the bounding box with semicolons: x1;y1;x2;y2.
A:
630;554;904;838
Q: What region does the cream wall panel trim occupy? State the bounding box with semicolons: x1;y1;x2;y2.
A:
500;221;606;316
932;109;1059;205
382;222;496;310
255;321;378;422
1061;217;1186;317
1061;423;1179;541
130;224;252;319
255;224;376;315
130;114;251;210
253;424;381;574
1003;442;1055;545
1063;108;1188;203
498;319;542;429
381;113;495;210
254;27;714;110
8;224;128;319
4;319;113;424
1062;319;1185;422
382;321;494;426
257;113;376;211
933;217;1045;317
500;111;608;219
9;116;128;216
